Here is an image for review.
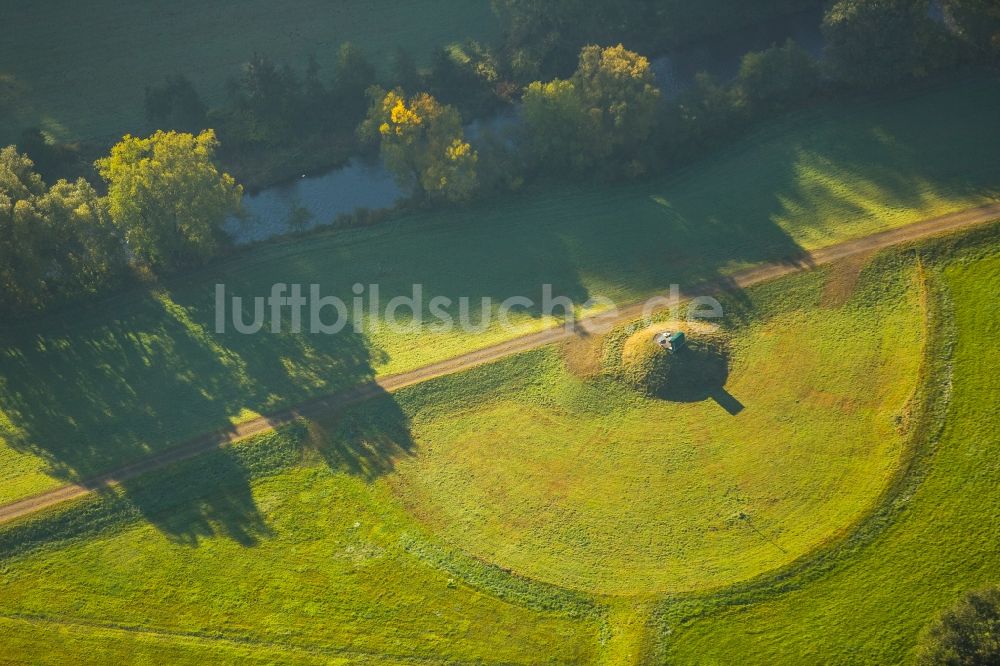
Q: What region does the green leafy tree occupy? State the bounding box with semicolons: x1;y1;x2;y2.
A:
220;54;303;146
299;54;333;129
491;0;594;78
233;54;300;123
39;179;122;295
823;0;935;87
333;43;377;124
96;130;242;270
736;39;820;114
144;75;208;133
1;147;123;313
943;0;1000;62
522;44;661;174
917;587;1000;665
671;72;742;148
522;79;594;170
360;89;478;201
0;144;45;200
15;127;86;183
0;147;49;311
574;44;661;155
427;42;506;118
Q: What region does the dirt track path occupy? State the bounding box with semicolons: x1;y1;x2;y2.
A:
2;202;998;525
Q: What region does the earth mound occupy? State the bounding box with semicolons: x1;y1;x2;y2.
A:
619;324;729;401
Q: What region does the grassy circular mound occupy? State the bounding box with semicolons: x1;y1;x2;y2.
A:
619;324;730;401
391;273;929;596
619;331;674;395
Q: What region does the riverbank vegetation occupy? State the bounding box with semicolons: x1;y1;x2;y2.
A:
3;0;998;318
1;132;241;314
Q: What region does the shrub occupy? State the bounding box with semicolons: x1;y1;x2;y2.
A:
917;587;1000;665
823;0;937;87
736;39;821;115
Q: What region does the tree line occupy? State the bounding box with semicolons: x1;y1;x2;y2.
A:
90;0;1000;192
1;131;240;315
3;0;998;317
360;0;997;201
141;41;511;190
17;0;998;192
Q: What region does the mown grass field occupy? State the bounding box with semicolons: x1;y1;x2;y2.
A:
388;262;925;595
1;229;993;663
654;238;1000;665
0;427;604;664
0;0;498;144
0;78;998;506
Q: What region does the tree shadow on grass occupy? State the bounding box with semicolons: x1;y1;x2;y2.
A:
2;84;996;543
109;384;416;547
0;290;415;545
116;447;273;547
111;383;413;547
300;396;417;482
0;385;415;554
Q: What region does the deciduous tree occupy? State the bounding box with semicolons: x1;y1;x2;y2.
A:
917;587;1000;665
96;130;242;269
736;39;820;114
360;90;478;201
823;0;935;87
574;44;661;155
0;147;123;313
521;78;593;170
333;43;377;123
521;44;661;174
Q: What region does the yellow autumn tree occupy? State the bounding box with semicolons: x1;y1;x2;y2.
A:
360;89;478;201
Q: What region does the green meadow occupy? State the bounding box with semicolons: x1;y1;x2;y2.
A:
654;238;1000;665
3;227;996;663
389;264;925;596
2;1;998;658
1;77;998;506
0;0;498;144
0;427;603;664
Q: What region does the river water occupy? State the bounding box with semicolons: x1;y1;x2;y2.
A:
224;156;405;244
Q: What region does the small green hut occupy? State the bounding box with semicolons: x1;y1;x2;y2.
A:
653;330;687;353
